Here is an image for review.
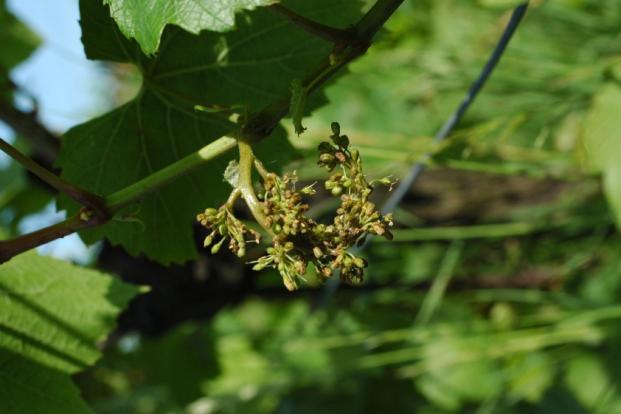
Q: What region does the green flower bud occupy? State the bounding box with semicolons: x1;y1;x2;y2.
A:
283;276;297;291
294;260;306;275
204;208;218;216
253;261;267;271
211;238;225;254
301;184;316;195
319;153;335;164
353;256;367;268
318;142;333;153
336;134;349;148
331;122;340;136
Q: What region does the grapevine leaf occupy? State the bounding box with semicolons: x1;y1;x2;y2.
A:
289;78;307;135
103;0;279;55
58;0;362;264
0;0;40;70
0;252;139;414
581;84;621;226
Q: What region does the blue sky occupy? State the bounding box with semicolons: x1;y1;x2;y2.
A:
8;0;115;131
2;0;117;263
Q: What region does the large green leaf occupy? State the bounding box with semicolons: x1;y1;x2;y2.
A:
581;84;621;227
58;0;362;264
0;252;139;414
103;0;279;55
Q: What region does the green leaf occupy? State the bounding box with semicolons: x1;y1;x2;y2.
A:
581;84;621;227
0;0;40;70
0;252;139;414
565;353;621;412
505;352;555;403
58;0;362;264
103;0;279;55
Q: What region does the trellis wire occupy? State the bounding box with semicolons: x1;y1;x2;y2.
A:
315;2;530;309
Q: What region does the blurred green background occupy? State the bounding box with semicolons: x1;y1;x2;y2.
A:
4;0;621;413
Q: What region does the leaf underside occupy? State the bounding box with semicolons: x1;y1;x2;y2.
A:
0;252;138;414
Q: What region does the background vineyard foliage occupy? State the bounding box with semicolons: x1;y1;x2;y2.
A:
3;0;621;413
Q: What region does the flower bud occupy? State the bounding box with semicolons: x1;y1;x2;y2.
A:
301;185;316;195
318;142;333;153
283;276;297;291
378;177;393;186
218;224;227;235
331;122;340;136
253;262;266;271
336;135;349;148
319;153;335;164
211;239;224;254
204;208;218;216
294;260;306;275
353;256;367;268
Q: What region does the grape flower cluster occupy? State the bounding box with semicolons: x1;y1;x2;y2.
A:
197;122;394;290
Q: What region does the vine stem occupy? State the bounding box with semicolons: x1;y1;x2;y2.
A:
0;211;105;264
268;4;353;45
237;140;274;235
0;136;107;216
106;136;237;212
0;0;406;263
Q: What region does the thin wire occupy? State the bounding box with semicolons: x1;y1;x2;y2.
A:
313;3;530;309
